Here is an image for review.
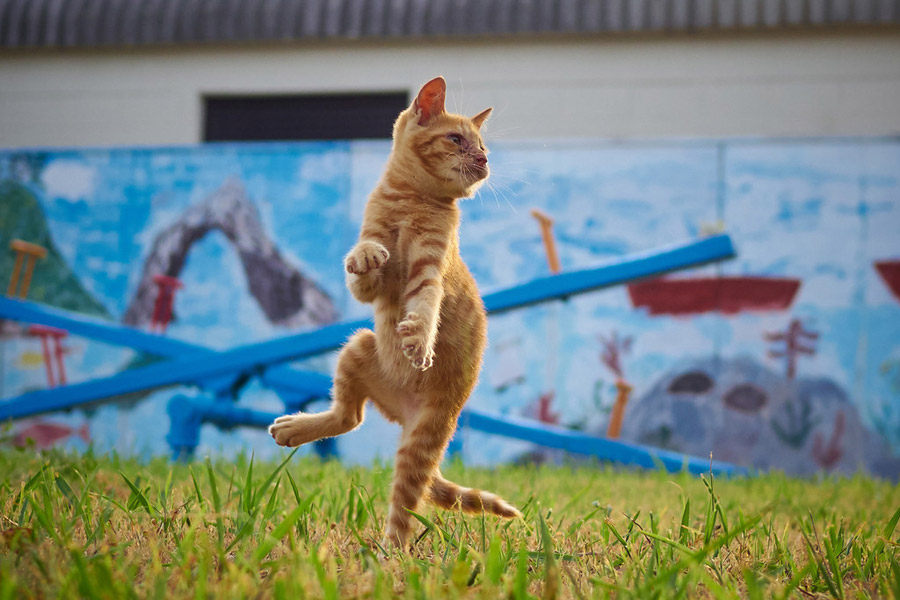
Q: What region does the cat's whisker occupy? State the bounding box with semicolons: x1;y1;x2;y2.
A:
482;181;515;195
498;172;538;185
489;172;534;189
487;158;533;170
481;173;520;209
487;174;523;190
482;164;537;183
458;165;469;190
482;180;502;209
490;163;536;177
483;125;521;139
484;179;518;214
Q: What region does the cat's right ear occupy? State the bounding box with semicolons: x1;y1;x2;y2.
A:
471;108;492;129
414;77;446;126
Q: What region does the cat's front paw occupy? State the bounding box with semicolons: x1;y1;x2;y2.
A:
397;313;434;371
269;413;313;447
345;241;389;275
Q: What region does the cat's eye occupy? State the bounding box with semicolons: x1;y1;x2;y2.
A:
447;134;463;145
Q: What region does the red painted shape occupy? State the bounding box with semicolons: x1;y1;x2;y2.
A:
151;274;184;333
153;274;183;289
38;334;54;387
54;338;67;385
765;319;818;379
536;393;560;425
875;260;900;303
27;325;69;387
14;421;90;449
812;412;845;470
27;324;67;338
599;331;631;380
627;276;801;316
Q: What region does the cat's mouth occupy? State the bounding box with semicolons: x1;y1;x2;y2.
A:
451;164;489;182
467;163;489;180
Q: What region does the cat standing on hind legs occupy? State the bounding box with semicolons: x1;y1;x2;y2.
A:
269;76;520;549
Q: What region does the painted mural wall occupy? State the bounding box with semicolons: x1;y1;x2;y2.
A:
1;138;899;478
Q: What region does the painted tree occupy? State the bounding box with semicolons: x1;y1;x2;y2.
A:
766;318;821;448
765;318;818;379
599;331;633;439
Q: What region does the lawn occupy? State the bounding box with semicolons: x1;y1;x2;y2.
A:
1;446;898;599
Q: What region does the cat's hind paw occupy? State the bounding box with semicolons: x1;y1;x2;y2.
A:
397;313;434;371
345;241;389;275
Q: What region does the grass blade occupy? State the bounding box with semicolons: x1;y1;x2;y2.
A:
205;458;224;550
251;504;305;562
538;510;559;600
680;497;691;546
484;534;504;586
119;472;152;516
407;508;459;549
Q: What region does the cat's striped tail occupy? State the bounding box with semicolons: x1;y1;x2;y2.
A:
428;472;521;518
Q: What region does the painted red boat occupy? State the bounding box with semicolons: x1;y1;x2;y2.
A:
628;276;801;316
875;260;900;303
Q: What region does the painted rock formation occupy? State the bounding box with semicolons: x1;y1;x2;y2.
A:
124;180;338;329
619;356;900;479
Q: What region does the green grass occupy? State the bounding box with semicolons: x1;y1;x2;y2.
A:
1;447;899;599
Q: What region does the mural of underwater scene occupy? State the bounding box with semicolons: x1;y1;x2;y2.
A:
1;138;899;478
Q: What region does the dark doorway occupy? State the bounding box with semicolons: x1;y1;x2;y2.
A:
203;92;408;142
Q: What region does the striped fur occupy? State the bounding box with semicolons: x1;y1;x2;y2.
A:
270;76;520;550
429;472;521;518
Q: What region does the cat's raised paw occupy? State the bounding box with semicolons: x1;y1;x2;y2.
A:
268;414;315;447
345;241;389;275
397;313;434;371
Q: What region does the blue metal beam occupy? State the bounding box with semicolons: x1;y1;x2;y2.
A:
164;394;747;476
0;298;201;357
460;409;747;476
0;296;336;401
0;318;366;419
483;234;735;313
0;235;735;419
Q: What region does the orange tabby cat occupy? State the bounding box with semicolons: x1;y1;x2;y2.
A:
269;76;520;549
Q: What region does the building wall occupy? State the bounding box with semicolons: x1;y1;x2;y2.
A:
1;31;899;148
2;137;900;475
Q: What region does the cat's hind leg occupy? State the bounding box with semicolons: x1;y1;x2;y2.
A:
384;406;458;549
269;329;380;447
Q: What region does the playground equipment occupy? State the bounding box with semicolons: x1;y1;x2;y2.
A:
0;234;747;475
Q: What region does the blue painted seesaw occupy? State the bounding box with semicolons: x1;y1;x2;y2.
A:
0;234;747;476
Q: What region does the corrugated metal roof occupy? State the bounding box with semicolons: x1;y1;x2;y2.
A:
1;0;898;49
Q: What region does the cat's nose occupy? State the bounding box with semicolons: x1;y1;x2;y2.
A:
473;153;487;167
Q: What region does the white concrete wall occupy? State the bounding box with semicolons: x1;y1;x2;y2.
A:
1;31;899;149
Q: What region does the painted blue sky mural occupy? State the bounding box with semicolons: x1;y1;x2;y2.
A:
1;138;899;477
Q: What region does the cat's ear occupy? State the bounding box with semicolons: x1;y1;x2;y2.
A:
414;77;446;125
471;108;492;129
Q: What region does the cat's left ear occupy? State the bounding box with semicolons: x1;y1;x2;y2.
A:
414;77;446;125
471;108;492;129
